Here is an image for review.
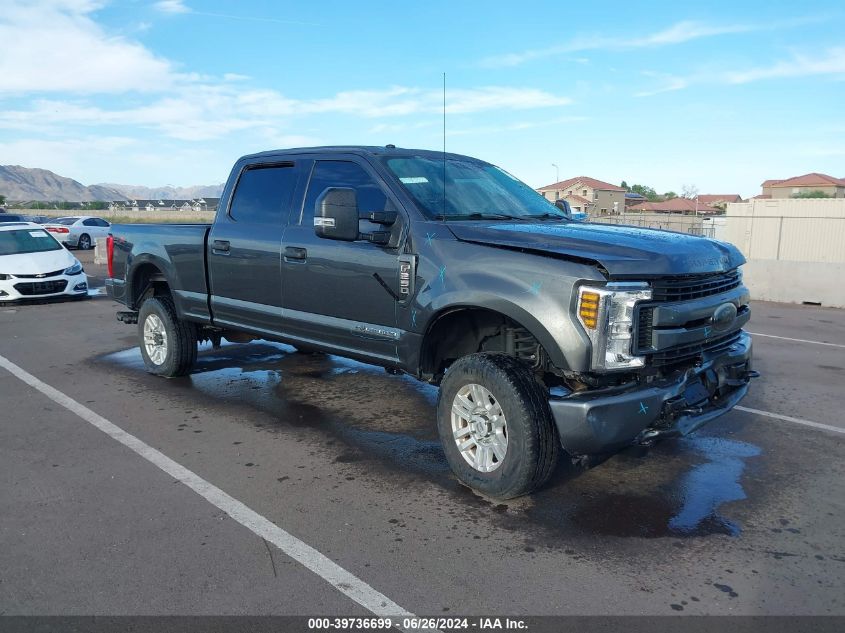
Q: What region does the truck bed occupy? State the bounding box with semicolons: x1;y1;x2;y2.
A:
107;223;212;323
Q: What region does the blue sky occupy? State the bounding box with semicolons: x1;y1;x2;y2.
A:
0;0;843;197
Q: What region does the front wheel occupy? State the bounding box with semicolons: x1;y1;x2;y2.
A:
77;233;91;250
138;296;197;377
437;353;560;499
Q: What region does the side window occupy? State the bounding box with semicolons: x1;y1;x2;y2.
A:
301;160;387;225
83;219;97;227
95;218;109;227
229;163;297;224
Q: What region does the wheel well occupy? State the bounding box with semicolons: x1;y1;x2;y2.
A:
130;263;170;309
419;308;546;382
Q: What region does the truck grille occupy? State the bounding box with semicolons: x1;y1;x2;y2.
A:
650;269;741;302
649;331;742;368
13;280;68;296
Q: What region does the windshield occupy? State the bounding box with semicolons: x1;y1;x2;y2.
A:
384;156;568;221
54;217;80;225
0;228;63;255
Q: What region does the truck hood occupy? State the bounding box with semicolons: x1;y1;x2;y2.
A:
447;221;745;277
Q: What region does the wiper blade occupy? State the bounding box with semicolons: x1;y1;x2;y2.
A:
434;212;529;221
523;213;570;221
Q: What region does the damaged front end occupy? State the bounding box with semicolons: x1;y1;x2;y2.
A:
549;331;757;456
548;269;758;457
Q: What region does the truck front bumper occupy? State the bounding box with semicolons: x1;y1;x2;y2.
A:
549;331;755;456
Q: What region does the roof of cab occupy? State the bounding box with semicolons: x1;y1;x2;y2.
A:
239;145;481;163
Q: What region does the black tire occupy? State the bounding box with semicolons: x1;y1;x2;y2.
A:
78;234;91;250
137;296;197;377
437;353;560;499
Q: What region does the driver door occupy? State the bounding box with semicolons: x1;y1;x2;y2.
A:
281;158;403;361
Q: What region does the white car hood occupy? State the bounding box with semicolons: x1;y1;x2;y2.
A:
1;247;76;275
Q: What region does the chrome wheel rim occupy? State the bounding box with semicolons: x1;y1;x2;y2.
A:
451;383;508;473
143;314;168;366
79;236;90;249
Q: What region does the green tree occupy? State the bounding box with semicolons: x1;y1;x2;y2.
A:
0;194;6;206
630;184;659;201
792;190;831;198
662;191;678;200
620;180;629;191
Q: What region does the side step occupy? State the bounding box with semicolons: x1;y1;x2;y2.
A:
117;311;138;325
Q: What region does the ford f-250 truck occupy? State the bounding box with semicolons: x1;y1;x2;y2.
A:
106;146;756;498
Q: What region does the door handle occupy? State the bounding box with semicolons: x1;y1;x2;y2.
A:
212;239;230;254
284;246;307;261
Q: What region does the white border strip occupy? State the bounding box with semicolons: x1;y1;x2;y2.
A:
0;353;417;624
735;405;845;435
749;332;845;349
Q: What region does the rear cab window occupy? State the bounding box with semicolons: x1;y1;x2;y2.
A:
229;163;298;224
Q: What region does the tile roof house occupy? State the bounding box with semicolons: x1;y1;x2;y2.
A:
537;176;626;216
697;194;743;207
628;197;721;215
761;173;845;198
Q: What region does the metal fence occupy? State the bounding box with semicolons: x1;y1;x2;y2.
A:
586;213;845;264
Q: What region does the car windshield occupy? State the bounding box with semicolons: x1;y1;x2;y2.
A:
54;217;80;225
384;156;569;221
0;228;63;255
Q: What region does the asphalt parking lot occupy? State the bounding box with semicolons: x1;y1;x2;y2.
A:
1;249;844;619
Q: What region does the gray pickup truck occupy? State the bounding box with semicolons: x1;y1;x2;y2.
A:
106;146;756;498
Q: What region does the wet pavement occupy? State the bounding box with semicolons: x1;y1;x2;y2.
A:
1;261;844;617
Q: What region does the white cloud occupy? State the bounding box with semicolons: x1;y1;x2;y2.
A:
727;47;845;84
480;16;825;68
0;0;176;94
154;0;190;14
0;85;572;141
635;47;845;97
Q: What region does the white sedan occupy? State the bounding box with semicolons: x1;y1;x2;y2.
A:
0;221;88;302
42;215;111;250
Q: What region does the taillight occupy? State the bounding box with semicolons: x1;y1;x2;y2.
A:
48;227;69;234
107;235;115;279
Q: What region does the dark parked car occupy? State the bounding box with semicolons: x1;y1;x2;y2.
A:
106;146;756;498
0;214;28;223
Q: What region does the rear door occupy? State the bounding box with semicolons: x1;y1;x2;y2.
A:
82;218;110;241
207;161;302;334
281;157;404;361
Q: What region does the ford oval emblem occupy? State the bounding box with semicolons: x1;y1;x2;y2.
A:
711;303;737;331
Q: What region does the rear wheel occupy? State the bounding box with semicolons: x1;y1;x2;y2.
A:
437;353;559;499
78;233;91;250
138;296;197;377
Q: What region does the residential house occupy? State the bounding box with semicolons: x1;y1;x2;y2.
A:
759;173;845;199
536;176;626;216
696;194;742;209
624;192;647;208
628;197;721;215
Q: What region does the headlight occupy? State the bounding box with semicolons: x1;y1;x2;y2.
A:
577;282;652;371
64;260;84;275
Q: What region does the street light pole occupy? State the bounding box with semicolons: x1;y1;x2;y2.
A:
551;163;559;184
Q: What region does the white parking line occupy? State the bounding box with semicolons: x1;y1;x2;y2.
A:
735;405;845;435
749;332;845;349
0;353;418;626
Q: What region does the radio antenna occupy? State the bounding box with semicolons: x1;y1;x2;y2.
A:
442;71;446;219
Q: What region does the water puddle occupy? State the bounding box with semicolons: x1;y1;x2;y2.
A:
98;341;762;540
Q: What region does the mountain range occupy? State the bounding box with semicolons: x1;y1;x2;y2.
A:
0;165;223;202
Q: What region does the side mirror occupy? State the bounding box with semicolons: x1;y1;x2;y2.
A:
554;199;573;219
315;187;359;241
